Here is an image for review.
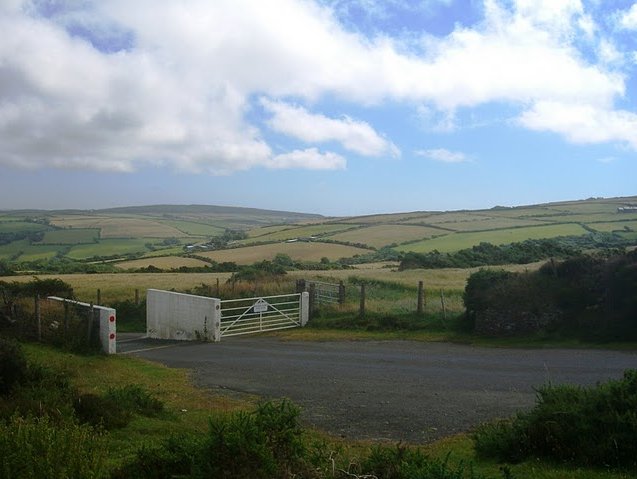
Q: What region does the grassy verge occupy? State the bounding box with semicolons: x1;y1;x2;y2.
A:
22;343;254;468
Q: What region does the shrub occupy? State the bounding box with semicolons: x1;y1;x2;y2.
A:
0;338;27;395
110;434;202;479
74;393;132;430
104;384;164;417
0;415;106;479
195;399;305;479
359;444;489;479
474;369;637;469
74;385;164;430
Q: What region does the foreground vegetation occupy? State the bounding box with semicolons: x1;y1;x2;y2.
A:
1;338;636;478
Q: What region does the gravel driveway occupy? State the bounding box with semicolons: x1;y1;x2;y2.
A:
124;336;637;443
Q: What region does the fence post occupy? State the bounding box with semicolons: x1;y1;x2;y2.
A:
417;281;424;315
359;283;366;317
216;278;220;297
296;279;306;294
300;292;309;326
63;300;69;336
135;289;140;305
35;294;41;342
96;288;101;305
440;290;447;322
308;283;316;318
87;303;94;344
338;281;346;305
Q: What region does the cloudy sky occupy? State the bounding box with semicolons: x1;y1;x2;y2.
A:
1;0;636;215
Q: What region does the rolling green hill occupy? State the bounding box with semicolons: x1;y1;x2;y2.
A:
1;196;635;269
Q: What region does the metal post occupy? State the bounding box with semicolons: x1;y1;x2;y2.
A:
135;289;140;305
63;300;69;336
216;278;220;297
96;288;101;305
417;281;424;315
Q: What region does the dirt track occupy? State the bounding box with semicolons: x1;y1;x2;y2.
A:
124;336;637;443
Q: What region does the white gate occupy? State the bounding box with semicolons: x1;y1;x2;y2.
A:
220;292;309;338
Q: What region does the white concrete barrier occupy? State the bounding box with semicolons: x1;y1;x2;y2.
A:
146;289;221;342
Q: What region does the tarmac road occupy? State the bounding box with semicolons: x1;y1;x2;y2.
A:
123;336;637;443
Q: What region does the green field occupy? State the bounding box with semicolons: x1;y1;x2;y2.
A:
0;239;63;262
0;221;49;233
37;228;99;244
590;221;637;232
242;223;361;243
66;239;155;259
156;219;226;236
328;224;441;248
396;223;588;253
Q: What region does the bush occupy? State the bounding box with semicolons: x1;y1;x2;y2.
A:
74;385;164;430
0;415;106;479
104;384;164;417
117;400;307;479
0;338;27;395
196;399;305;479
359;444;489;479
110;434;202;479
474;369;637;469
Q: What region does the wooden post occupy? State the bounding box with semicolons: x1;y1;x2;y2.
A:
417;281;424;315
87;303;94;344
35;294;41;342
359;283;366;317
216;278;220;297
338;281;346;305
296;279;306;294
96;288;101;305
440;290;447;322
135;289;140;305
63;300;69;336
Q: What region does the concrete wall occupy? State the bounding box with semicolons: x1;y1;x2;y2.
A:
146;289;220;341
47;297;116;354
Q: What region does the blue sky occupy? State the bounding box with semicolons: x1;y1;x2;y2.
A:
0;0;636;216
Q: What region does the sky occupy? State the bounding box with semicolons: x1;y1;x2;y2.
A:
1;0;636;216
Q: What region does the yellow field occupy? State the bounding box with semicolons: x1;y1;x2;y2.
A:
242;223;360;243
0;272;233;304
287;261;544;291
50;215;187;238
328;224;441;248
434;217;550;232
114;256;211;270
197;242;369;264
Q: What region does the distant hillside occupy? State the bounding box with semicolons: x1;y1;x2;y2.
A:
1;196;636;270
96;204;323;221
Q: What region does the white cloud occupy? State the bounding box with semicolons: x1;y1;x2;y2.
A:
618;3;637;30
0;0;634;175
415;148;471;163
261;98;399;158
267;148;346;170
518;101;637;149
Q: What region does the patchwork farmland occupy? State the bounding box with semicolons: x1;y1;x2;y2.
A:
0;196;636;267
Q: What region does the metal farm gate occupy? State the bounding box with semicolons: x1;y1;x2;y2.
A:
302;280;344;306
220;292;309;338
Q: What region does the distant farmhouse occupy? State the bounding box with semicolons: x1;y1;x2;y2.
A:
618;206;637;213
